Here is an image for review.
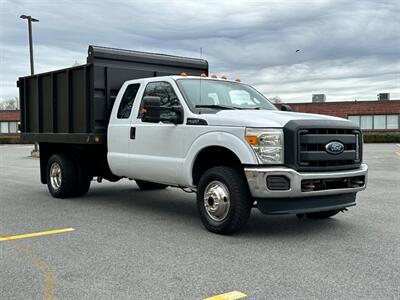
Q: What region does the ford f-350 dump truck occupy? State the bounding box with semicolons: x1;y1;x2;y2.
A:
18;46;368;234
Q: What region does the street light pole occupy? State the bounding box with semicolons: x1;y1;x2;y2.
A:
27;18;35;75
20;15;39;154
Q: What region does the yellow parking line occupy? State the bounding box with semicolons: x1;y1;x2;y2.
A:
13;243;56;300
395;151;400;157
203;291;247;300
0;228;74;242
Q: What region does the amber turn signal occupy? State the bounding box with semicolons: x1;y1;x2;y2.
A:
246;135;258;145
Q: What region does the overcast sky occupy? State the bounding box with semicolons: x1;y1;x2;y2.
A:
1;0;399;102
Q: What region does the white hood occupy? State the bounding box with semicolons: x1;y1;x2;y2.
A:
202;110;350;127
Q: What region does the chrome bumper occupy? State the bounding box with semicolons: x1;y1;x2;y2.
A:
244;164;368;198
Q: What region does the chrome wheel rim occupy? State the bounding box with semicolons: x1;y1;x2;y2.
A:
203;180;230;222
50;162;62;190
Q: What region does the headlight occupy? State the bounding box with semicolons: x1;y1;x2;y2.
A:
245;128;284;164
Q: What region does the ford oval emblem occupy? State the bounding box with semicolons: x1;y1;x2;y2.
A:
325;141;344;155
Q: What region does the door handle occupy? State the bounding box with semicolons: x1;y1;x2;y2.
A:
130;127;136;139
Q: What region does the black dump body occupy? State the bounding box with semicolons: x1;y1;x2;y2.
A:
18;45;208;144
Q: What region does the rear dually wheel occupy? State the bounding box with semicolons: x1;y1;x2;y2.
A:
47;154;78;198
46;154;91;198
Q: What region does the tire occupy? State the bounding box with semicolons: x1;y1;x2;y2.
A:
46;154;78;198
135;180;168;190
74;159;91;197
75;178;91;197
298;209;341;219
196;166;252;235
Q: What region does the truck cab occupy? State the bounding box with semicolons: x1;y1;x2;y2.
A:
107;75;368;233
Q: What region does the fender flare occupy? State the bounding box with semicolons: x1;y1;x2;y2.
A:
183;131;258;186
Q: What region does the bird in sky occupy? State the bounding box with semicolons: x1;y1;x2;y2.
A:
295;49;301;52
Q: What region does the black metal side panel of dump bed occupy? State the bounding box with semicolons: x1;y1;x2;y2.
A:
18;45;208;144
19;65;94;144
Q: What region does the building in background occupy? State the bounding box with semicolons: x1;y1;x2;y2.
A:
1;100;400;137
287;100;400;134
0;110;20;135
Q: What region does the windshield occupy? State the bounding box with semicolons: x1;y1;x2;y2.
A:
176;79;277;111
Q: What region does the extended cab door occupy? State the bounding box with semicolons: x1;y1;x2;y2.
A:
107;82;142;177
127;80;185;184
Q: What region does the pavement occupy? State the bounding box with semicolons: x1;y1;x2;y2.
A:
1;144;399;300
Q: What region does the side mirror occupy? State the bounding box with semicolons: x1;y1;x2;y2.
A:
141;96;184;124
280;104;292;111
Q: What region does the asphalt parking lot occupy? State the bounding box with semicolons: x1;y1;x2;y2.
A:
1;144;399;300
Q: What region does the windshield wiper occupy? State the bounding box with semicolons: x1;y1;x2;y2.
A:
195;104;241;110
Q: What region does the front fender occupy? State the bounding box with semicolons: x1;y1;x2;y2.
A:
183;131;258;186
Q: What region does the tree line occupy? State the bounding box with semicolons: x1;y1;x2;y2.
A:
0;98;19;110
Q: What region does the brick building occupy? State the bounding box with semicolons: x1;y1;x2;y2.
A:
1;101;399;136
287;100;400;133
0;110;20;135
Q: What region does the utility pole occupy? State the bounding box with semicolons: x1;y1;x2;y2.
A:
20;15;39;155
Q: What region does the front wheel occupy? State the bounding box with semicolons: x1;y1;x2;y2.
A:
197;166;252;235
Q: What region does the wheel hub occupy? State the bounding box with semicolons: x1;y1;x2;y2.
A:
50;162;62;190
203;180;230;222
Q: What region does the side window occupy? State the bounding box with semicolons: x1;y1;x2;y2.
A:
139;82;180;117
117;83;140;119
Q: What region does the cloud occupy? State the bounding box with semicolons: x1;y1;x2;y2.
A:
1;0;399;102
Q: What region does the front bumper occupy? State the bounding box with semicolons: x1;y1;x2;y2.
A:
244;164;368;215
244;163;368;198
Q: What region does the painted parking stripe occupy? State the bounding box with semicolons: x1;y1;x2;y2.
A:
203;291;247;300
0;228;74;242
395;151;400;157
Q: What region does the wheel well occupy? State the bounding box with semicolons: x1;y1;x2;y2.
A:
192;146;242;186
39;143;117;184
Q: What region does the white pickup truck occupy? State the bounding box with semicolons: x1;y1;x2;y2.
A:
19;46;368;234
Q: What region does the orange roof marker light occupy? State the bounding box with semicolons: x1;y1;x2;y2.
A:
180;72;188;76
221;75;227;80
200;73;207;78
235;77;241;82
210;74;217;79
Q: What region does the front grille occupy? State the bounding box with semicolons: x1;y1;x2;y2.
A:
297;128;362;171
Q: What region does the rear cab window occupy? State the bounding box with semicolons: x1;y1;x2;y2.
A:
117;83;141;119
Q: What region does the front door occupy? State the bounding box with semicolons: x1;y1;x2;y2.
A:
127;81;185;184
